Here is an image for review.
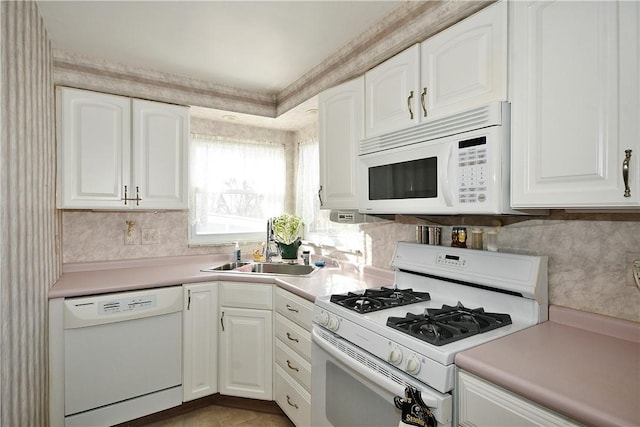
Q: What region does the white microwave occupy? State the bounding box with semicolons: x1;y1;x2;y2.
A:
359;102;517;215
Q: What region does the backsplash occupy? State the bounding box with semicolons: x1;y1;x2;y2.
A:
62;210;640;322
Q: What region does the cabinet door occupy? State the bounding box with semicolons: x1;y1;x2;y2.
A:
132;100;189;209
420;1;507;119
365;44;420;138
318;77;364;209
219;307;273;400
183;282;217;402
510;1;640;208
57;87;131;209
458;370;581;427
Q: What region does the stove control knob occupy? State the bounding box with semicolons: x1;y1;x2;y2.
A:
388;346;403;365
327;315;340;332
317;311;330;327
405;355;421;375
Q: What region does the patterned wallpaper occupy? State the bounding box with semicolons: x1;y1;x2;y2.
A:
1;2;61;425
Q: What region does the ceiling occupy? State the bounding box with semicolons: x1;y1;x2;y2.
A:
37;1;402;130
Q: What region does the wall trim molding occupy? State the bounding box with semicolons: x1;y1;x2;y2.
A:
52;1;494;117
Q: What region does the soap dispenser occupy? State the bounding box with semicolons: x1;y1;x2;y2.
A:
233;242;241;262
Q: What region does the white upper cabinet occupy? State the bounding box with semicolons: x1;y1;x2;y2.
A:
318;77;364;210
57;88;131;209
420;1;507;119
132;99;189;210
57;87;189;210
364;45;420;138
363;1;507;139
510;1;640;208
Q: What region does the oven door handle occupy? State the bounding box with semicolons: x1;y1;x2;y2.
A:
312;328;446;412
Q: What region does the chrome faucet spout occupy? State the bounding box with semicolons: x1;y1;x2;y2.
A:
265;218;276;262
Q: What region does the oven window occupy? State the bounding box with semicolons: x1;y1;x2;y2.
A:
368;157;437;200
325;361;401;427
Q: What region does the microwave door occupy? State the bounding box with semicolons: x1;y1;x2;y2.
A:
359;140;456;214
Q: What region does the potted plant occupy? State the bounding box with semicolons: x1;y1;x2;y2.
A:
272;213;304;260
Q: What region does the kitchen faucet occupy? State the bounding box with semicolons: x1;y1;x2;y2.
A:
265;218;277;262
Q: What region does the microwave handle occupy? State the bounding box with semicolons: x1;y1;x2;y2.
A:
441;144;455;207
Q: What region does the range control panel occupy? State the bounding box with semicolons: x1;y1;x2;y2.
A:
436;253;467;268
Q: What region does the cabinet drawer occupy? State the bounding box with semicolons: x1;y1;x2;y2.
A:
275;365;311;427
275;288;313;330
275;313;312;361
219;282;272;309
275;338;311;392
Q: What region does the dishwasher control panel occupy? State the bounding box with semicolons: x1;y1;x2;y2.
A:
64;286;183;329
100;295;156;314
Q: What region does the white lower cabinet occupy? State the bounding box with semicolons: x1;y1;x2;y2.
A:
182;282;218;402
457;370;581;427
274;288;313;426
275;365;311;427
218;282;273;401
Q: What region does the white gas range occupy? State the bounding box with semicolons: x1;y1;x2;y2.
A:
311;242;547;427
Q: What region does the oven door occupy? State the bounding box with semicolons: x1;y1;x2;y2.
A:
358;137;455;215
311;326;452;427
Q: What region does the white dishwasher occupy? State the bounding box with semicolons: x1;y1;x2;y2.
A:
63;286;183;427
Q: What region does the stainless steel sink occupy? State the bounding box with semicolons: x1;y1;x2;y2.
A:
202;262;317;276
250;262;316;276
206;261;252;271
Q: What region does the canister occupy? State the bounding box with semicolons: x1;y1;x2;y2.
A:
470;228;483;250
428;227;441;245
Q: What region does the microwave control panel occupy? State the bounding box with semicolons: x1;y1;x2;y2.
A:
457;136;488;204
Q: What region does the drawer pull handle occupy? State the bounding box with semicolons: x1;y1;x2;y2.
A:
286;395;299;409
286;304;299;313
286;332;299;343
286;360;299;372
407;91;414;120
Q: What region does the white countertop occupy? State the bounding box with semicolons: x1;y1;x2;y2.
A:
49;254;394;301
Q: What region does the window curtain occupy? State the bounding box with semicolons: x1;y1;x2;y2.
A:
190;134;285;242
295;138;319;231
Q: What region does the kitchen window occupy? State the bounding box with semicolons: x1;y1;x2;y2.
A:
189;134;285;245
296;139;362;253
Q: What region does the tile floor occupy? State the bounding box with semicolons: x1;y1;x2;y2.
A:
141;404;295;427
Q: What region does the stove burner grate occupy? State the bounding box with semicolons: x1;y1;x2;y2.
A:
386;302;512;346
330;287;431;314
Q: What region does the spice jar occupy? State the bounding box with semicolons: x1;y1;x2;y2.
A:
451;227;467;248
457;227;467;248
